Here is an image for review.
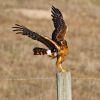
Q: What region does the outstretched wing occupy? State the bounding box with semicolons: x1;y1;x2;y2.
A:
51;6;67;43
12;24;60;51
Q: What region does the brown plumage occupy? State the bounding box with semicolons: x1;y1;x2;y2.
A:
12;6;69;72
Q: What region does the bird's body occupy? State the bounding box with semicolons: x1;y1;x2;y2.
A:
12;6;69;72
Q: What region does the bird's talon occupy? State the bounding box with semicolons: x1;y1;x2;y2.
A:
61;69;66;72
60;67;66;72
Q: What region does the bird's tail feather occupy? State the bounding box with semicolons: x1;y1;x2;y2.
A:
33;47;47;55
33;47;57;58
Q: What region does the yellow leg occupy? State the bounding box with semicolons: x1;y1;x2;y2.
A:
59;64;66;72
56;56;66;72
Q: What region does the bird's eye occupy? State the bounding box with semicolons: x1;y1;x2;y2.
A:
53;49;56;51
61;41;64;44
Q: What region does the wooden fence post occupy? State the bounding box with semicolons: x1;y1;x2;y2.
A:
56;72;72;100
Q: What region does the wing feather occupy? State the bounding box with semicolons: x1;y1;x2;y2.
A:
12;24;60;51
51;6;67;42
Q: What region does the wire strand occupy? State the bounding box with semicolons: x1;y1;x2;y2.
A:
0;77;100;81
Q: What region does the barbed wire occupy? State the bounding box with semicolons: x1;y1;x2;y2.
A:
72;77;100;81
0;77;54;81
0;77;100;81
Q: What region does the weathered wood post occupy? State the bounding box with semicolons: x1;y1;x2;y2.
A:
56;72;72;100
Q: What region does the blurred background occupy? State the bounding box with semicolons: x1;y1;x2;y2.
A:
0;0;100;100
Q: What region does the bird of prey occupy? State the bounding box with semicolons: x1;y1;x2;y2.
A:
12;6;69;72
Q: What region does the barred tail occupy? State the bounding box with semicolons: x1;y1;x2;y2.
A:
33;47;47;55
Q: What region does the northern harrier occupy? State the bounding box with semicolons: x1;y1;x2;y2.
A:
12;6;69;72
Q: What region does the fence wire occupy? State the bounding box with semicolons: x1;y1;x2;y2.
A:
0;77;100;81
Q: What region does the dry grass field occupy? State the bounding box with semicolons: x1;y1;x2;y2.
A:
0;0;100;100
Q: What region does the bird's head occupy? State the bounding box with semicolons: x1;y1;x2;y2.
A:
60;40;68;47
